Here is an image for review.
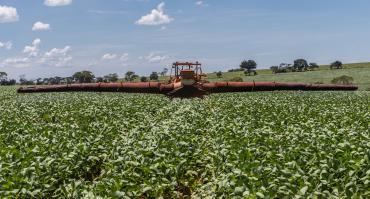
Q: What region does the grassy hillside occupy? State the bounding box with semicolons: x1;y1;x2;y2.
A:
206;62;370;90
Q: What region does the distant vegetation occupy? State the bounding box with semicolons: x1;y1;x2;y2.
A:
0;67;169;85
240;60;257;76
228;77;243;82
1;60;369;90
216;71;222;78
270;59;319;73
207;61;370;90
150;72;159;81
0;72;16;86
330;61;344;69
331;75;354;85
227;60;258;76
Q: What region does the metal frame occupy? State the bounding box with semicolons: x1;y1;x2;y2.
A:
171;61;203;82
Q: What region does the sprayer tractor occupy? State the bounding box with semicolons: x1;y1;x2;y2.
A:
17;61;358;98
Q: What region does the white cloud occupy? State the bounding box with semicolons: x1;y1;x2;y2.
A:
41;46;72;67
0;5;19;23
0;41;12;50
23;38;41;57
32;21;51;31
2;39;73;68
120;53;129;62
101;53;117;60
44;0;72;7
101;53;129;64
143;52;169;63
2;57;31;68
88;10;127;15
136;2;174;26
195;1;209;7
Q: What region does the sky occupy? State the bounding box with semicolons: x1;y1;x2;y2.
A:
1;0;370;79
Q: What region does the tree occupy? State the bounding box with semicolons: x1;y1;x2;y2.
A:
160;68;169;76
309;63;319;70
72;71;95;83
19;75;34;85
270;63;291;73
124;71;138;82
150;72;159;81
6;79;16;85
216;71;222;78
240;60;257;75
330;61;343;69
140;76;148;82
0;72;7;81
293;59;309;71
36;78;43;85
104;73;119;82
52;76;62;84
331;75;353;85
65;77;73;84
96;77;105;83
0;72;8;85
270;66;279;73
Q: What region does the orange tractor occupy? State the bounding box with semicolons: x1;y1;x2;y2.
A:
18;61;358;98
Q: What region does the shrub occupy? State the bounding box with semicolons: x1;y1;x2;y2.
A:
244;70;257;76
228;68;244;72
228;77;243;82
216;71;222;78
331;75;354;85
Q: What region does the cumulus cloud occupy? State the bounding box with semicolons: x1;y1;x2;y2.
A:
2;39;40;68
23;38;41;57
143;52;169;63
196;1;203;5
2;57;31;68
195;1;209;7
101;53;117;60
0;41;12;50
41;46;72;67
136;2;173;26
0;5;19;23
120;53;129;62
44;0;72;7
2;38;73;68
32;21;50;31
101;53;129;64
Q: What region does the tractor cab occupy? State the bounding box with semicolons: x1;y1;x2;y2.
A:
170;61;205;85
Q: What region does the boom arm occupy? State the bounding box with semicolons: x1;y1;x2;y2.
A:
202;82;358;92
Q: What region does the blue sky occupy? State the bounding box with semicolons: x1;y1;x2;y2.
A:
1;0;370;79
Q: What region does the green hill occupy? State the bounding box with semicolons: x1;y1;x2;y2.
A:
206;62;370;90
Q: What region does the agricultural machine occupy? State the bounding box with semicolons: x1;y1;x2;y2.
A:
17;62;358;98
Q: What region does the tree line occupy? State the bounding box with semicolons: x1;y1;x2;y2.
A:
270;59;343;73
0;72;16;86
0;68;169;86
270;59;319;73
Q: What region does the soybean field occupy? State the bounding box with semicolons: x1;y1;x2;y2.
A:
0;87;369;198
